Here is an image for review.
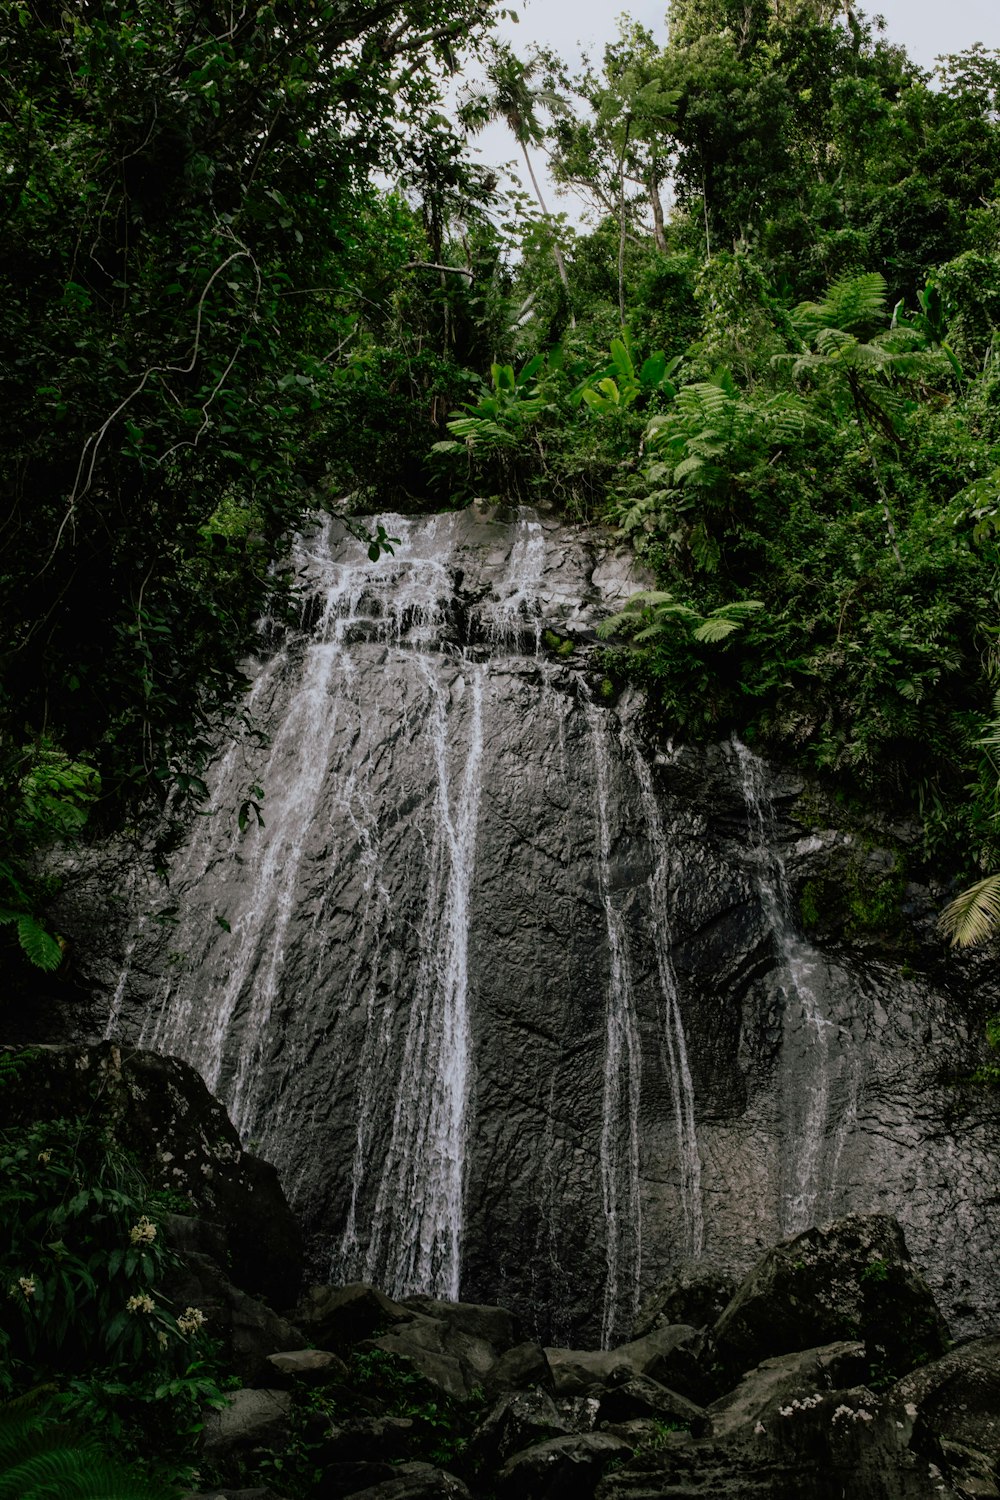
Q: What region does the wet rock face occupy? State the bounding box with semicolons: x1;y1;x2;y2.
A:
60;503;1000;1347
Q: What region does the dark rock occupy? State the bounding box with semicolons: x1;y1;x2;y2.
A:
165;1251;303;1384
546;1325;702;1400
200;1389;293;1461
266;1349;349;1385
597;1375;707;1432
484;1341;554;1397
181;1490;291;1500
363;1306;505;1400
709;1215;949;1387
400;1295;516;1351
466;1388;571;1470
317;1417;416;1464
0;1043;301;1307
162;1212;230;1264
315;1463;396;1498
706;1342;869;1439
496;1432;634;1499
633;1269;737;1337
296;1283;413;1350
892;1336;1000;1470
343;1462;470;1498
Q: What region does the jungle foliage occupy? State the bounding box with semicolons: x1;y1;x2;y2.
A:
3;0;1000;963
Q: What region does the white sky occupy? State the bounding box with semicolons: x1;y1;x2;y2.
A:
461;0;998;226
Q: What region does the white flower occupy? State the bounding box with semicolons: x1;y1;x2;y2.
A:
18;1276;35;1300
126;1293;155;1314
177;1306;206;1336
157;1330;169;1349
37;1151;51;1166
754;1422;766;1436
129;1216;157;1246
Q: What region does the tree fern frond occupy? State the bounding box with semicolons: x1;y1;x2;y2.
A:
692;617;741;643
938;874;1000;947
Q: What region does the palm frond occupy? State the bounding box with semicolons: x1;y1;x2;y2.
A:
938;874;1000;947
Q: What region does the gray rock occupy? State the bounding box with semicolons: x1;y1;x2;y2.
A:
709;1215;949;1386
400;1295;516;1351
345;1462;470;1498
484;1340;554;1396
706;1342;869;1439
295;1283;413;1350
165;1251;304;1384
467;1388;572;1469
496;1432;634;1499
318;1416;416;1464
265;1348;348;1384
597;1375;707;1431
200;1389;293;1461
892;1336;1000;1470
545;1325;701;1398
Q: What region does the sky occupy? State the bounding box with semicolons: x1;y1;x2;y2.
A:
462;0;998;226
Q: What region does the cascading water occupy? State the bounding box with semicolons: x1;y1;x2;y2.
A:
630;744;703;1261
104;505;1000;1346
730;738;846;1235
583;692;644;1348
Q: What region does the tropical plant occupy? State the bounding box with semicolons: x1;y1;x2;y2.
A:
598;589;764;645
0;1397;177;1500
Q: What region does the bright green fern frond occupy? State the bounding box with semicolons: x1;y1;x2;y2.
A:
692;617;741;643
939;874;1000;947
796;272;888;339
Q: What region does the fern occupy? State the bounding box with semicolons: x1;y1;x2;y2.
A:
0;1403;176;1500
939;874;1000;947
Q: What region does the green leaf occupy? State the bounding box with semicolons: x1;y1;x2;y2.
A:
16;916;62;971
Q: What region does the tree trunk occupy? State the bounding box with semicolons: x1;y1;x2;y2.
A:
618;117;632;328
649;157;667;254
519;139;575;328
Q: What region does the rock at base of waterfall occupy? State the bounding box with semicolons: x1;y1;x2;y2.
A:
345;1462;471;1498
483;1341;555;1397
400;1295;518;1351
294;1282;414;1350
200;1389;294;1460
0;1042;302;1307
265;1348;349;1385
596;1375;708;1431
466;1389;573;1470
495;1432;634;1499
709;1214;949;1387
165;1250;305;1384
891;1338;1000;1469
632;1268;738;1338
545;1324;702;1397
705;1342;868;1439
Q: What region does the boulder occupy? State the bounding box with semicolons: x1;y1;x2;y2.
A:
362;1305;508;1400
317;1463;397;1498
545;1325;701;1398
266;1349;349;1385
165;1250;304;1384
892;1337;1000;1472
400;1295;517;1351
200;1389;293;1462
317;1416;417;1464
596;1375;707;1431
709;1215;949;1387
484;1340;554;1397
466;1388;572;1470
0;1043;301;1307
345;1462;471;1498
496;1432;634;1499
295;1283;413;1350
633;1269;737;1338
706;1342;869;1440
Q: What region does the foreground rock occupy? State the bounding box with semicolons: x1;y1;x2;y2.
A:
0;1042;302;1306
709;1214;949;1388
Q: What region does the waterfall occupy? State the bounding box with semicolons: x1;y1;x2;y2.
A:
630;744;704;1261
730;738;838;1235
584;694;643;1348
361;663;485;1298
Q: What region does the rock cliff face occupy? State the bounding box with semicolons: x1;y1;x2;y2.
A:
69;503;999;1348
